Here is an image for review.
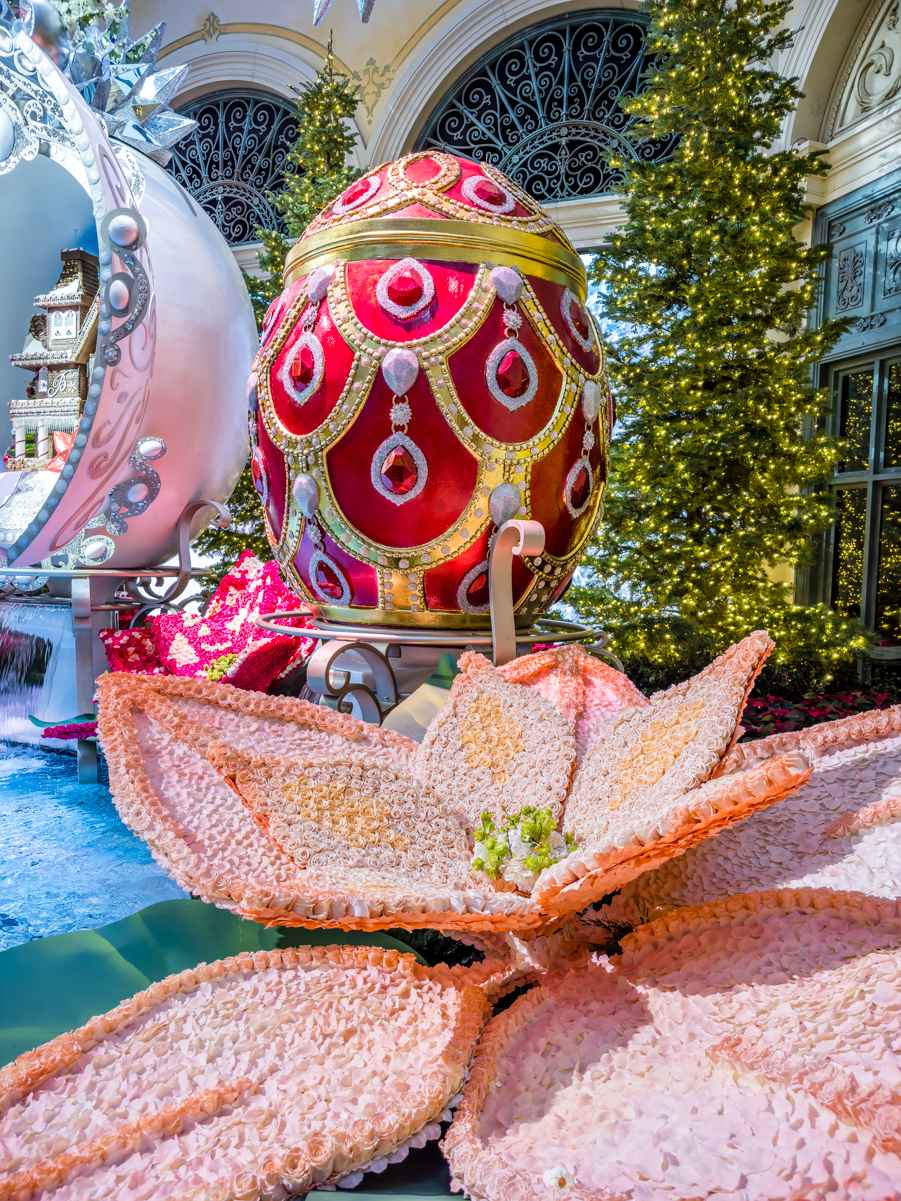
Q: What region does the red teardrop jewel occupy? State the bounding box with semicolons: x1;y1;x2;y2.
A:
466;569;489;608
314;559;345;600
496;349;530;399
290;345;317;389
570;301;590;340
569;463;592;511
387;271;424;309
477;180;506;206
380;445;419;496
341;178;371;207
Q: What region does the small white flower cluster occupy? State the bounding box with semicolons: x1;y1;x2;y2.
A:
53;0;125;33
506;825;568;892
472;809;570;894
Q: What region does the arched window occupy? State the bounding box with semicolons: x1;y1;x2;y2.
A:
165;90;298;246
413;9;674;203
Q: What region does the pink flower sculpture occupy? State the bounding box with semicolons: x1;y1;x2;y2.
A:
98;550;315;692
95;632;809;933
4;632;899;1200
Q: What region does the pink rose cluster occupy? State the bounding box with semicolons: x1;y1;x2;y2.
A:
99;550;315;693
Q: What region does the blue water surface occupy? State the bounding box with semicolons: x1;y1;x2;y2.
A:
0;744;185;951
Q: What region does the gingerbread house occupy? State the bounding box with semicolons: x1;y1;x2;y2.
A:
6;249;99;470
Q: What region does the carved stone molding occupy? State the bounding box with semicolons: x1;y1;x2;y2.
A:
825;0;901;138
836;242;867;310
865;196;897;222
853;310;888;330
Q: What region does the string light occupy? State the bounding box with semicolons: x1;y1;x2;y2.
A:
572;0;865;690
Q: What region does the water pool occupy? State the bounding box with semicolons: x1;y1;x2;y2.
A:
0;743;185;951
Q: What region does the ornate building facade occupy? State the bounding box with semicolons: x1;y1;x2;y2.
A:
131;0;901;653
6;249;98;471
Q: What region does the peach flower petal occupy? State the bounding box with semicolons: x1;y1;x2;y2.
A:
562;631;776;846
605;706;901;926
414;653;576;826
98;671;415;770
497;644;647;760
97;673;541;934
533;751;812;915
444;889;901;1201
227;755;477;885
0;946;488;1201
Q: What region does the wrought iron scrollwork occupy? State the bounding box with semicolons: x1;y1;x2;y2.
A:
305;640;400;724
165;90;299;245
414;10;675;202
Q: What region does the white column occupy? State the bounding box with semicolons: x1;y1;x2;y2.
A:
37;424;50;459
14;424;25;459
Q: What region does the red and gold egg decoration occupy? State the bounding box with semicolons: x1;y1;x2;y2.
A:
251;151;611;628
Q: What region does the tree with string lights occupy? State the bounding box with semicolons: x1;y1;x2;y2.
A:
247;41;360;323
196;46;360;579
571;0;864;691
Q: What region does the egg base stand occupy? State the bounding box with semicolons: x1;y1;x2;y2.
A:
256;519;615;727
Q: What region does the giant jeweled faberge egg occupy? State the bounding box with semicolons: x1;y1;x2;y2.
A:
252;152;611;628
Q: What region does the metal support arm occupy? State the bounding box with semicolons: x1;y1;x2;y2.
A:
489;519;546;666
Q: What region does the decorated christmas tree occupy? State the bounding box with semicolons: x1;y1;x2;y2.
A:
246;41;360;323
196;46;360;578
572;0;864;691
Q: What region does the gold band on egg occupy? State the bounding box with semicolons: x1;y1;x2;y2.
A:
285;218;587;298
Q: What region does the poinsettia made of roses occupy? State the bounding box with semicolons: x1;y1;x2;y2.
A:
3;632;900;1201
93;631;815;934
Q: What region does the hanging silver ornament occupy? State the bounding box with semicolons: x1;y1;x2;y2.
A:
312;0;375;25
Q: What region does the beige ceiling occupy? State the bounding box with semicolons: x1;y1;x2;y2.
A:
137;0;469;77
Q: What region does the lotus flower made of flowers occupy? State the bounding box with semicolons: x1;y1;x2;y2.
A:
94;632;813;935
3;632;901;1200
1;891;898;1200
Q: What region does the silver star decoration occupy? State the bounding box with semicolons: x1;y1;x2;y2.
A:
312;0;375;25
99;58;197;164
1;3;197;165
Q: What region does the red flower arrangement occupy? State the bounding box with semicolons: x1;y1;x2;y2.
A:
742;687;899;740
